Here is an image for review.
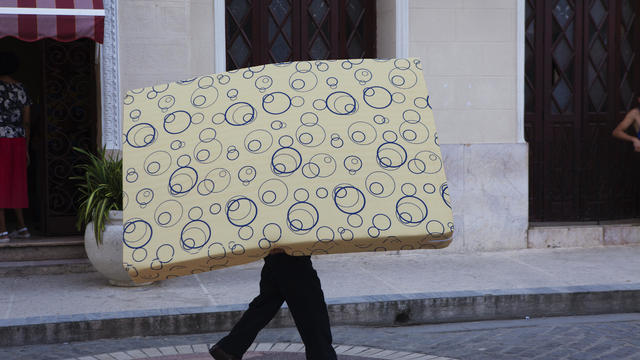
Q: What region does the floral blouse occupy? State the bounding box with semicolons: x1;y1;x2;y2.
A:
0;81;32;138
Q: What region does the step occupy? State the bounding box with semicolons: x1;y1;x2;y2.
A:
0;258;95;276
0;236;87;262
528;222;640;248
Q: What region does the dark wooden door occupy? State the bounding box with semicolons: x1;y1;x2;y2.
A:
525;0;640;222
225;0;376;70
38;39;97;235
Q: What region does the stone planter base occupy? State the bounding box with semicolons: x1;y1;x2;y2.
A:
84;210;152;287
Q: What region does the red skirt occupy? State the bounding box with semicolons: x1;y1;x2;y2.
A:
0;137;28;208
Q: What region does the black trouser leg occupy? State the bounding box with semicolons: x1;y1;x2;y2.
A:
215;259;284;358
273;255;337;360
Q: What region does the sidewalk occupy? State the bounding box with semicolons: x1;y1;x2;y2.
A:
1;245;639;347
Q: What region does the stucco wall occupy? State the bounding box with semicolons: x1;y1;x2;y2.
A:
409;0;518;145
118;0;216;93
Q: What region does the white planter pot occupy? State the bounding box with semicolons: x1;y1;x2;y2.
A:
84;210;152;287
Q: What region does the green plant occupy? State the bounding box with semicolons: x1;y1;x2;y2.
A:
71;146;123;245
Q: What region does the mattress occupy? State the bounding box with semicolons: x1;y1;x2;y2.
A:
122;58;453;283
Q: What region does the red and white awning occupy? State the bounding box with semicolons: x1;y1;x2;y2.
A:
0;0;105;43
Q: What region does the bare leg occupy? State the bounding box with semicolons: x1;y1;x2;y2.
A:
0;209;6;233
15;208;26;229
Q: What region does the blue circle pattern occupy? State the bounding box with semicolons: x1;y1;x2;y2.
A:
326;91;357;115
122;58;448;278
225;102;256;126
261;91;292;115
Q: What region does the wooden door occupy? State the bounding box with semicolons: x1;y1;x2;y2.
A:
225;0;376;70
525;0;640;222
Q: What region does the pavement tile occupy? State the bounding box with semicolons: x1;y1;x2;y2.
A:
175;345;193;354
109;352;133;360
387;351;414;359
158;346;178;355
141;348;162;357
335;345;354;354
358;348;387;357
124;349;148;358
370;350;400;359
94;354;116;360
254;343;274;351
283;343;305;352
394;353;430;359
191;344;209;354
270;342;290;351
342;346;370;355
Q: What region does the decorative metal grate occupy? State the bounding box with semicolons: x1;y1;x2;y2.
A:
41;39;96;234
619;0;637;110
550;0;576;114
226;0;376;71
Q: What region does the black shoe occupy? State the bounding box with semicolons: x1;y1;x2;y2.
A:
209;345;240;360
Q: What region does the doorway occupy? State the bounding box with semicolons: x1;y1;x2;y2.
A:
525;0;640;222
0;37;97;236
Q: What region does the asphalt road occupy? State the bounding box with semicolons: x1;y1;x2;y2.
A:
3;313;640;360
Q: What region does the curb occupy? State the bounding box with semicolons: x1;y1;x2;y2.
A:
63;342;457;360
2;284;639;347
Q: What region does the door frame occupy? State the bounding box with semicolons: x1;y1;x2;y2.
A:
99;0;121;151
213;0;414;70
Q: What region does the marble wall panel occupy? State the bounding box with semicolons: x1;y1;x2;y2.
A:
440;144;465;252
603;225;640;246
440;143;528;252
528;227;603;249
376;0;396;58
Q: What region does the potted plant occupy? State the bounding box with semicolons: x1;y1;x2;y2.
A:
72;147;149;286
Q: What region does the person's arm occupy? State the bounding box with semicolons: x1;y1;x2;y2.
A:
612;109;640;152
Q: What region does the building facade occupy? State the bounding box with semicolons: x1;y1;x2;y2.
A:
111;0;529;252
2;0;638;251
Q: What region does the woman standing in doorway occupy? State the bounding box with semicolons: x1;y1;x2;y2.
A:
612;95;640;151
0;52;32;242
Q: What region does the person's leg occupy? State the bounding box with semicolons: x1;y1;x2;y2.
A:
0;209;8;242
0;209;6;233
274;255;337;360
215;257;285;358
0;138;10;239
15;208;26;229
8;208;30;238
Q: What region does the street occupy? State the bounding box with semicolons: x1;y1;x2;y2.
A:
3;313;639;360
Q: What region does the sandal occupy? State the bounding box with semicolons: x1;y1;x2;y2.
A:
0;231;9;243
9;227;30;239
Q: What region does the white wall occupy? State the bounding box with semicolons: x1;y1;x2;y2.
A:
409;0;518;145
118;0;215;93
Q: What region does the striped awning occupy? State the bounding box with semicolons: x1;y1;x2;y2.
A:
0;1;105;43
